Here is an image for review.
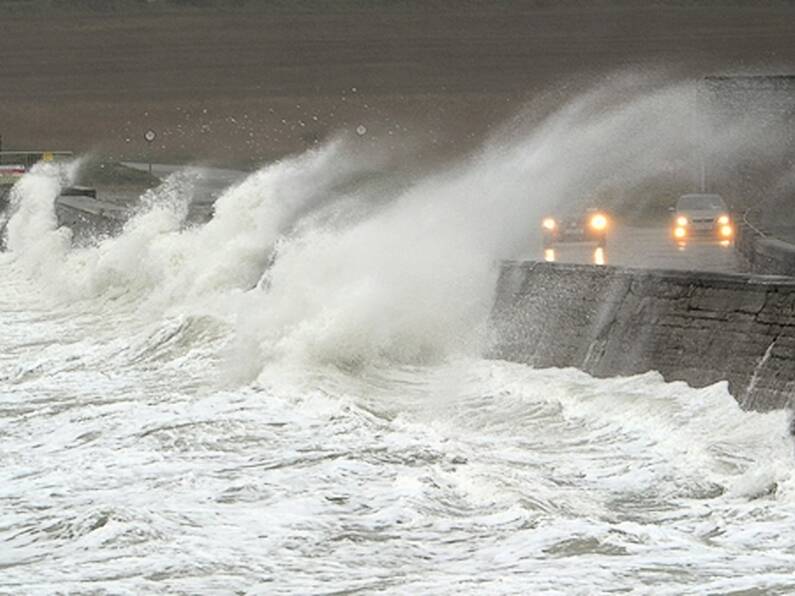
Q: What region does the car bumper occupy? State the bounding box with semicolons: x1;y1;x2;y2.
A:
673;226;734;242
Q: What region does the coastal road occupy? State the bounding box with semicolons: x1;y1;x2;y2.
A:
528;225;745;274
121;163;746;274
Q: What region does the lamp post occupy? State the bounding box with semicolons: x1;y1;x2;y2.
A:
144;129;157;176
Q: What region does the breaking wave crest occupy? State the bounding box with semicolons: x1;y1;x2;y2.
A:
3;76;795;594
2;77;789;377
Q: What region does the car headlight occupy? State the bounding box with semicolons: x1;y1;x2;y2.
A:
720;224;734;238
590;213;608;231
717;214;730;225
542;217;557;231
676;215;688;226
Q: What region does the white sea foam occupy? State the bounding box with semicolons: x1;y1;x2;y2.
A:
1;78;793;593
4;79;786;373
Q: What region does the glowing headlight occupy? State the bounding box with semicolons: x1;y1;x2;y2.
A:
542;217;557;231
674;226;686;239
676;216;688;226
720;224;734;238
717;214;730;225
590;213;608;231
593;247;605;266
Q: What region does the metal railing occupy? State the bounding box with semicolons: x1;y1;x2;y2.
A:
741;208;767;238
0;151;74;167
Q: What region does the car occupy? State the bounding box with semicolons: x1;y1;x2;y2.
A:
541;207;609;248
671;193;734;245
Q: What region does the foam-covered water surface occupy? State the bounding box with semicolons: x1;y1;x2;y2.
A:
2;81;795;592
2;290;794;593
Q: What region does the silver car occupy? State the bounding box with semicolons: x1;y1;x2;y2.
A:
672;193;734;244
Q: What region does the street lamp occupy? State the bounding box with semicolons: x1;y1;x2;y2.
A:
144;129;157;176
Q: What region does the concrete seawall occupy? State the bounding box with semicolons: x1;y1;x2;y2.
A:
736;214;795;278
490;261;795;411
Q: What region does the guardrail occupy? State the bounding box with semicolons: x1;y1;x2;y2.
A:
736;209;795;277
0;151;74;167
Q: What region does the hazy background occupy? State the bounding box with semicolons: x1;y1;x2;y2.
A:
1;0;795;168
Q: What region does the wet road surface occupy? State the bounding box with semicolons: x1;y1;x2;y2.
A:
531;225;746;274
119;164;747;275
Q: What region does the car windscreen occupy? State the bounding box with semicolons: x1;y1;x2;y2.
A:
677;195;726;211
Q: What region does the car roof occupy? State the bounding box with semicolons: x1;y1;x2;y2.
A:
676;193;727;209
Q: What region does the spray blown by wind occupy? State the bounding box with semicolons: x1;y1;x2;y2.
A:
2;76;786;379
5;76;795;594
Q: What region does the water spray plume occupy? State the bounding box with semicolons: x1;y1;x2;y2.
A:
3;77;790;378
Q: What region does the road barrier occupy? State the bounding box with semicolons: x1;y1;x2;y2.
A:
736;209;795;277
490;261;795;411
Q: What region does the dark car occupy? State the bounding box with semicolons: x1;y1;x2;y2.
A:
541;207;610;248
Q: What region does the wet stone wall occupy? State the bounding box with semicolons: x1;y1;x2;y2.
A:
490;261;795;411
735;217;795;278
742;235;795;278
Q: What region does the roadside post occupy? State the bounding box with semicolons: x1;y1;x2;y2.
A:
144;129;157;176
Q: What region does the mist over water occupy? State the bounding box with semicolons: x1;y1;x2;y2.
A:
4;77;787;371
2;78;795;593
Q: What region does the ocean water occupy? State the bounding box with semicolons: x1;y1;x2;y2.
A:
2;81;795;593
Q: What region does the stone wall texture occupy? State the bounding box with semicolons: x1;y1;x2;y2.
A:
736;217;795;278
490;261;795;411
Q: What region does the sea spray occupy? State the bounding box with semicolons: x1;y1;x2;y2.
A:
4;160;80;280
4;78;791;378
3;79;795;594
4;137;379;307
227;78;789;374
